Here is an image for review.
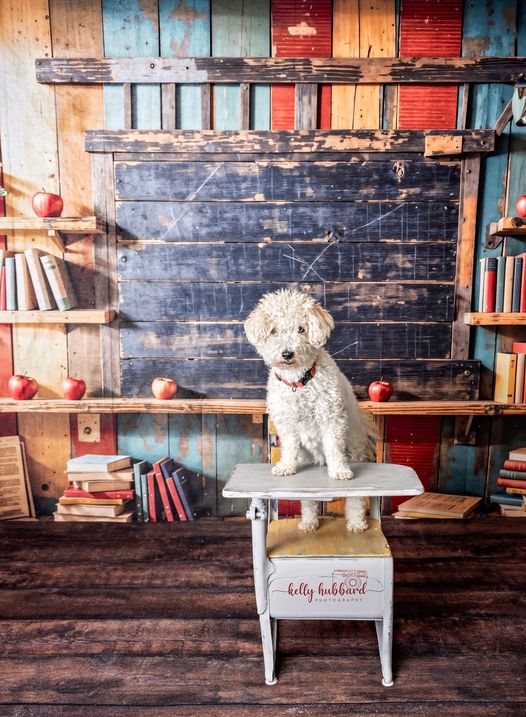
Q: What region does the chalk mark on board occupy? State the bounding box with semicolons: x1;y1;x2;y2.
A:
348;204;402;234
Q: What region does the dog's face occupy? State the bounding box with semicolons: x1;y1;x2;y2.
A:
244;289;334;370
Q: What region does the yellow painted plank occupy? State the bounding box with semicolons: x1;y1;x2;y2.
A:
0;0;70;504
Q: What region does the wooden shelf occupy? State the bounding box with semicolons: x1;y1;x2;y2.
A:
488;216;526;237
0;398;522;416
0;216;105;233
464;312;526;326
0;309;115;324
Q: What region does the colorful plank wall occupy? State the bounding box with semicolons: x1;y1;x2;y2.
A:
0;0;525;514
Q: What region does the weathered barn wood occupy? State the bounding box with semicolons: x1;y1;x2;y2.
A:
120;321;451;360
114;159;460;201
120;358;479;399
116;200;459;243
85;128;495;154
117;242;457;282
36;55;526;84
118;281;454;322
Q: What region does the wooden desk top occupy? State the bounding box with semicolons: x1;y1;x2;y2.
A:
223;463;424;500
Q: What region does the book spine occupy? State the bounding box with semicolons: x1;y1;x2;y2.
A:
478;257;487;312
497;477;526;489
503;256;515;313
512;257;523;312
495;256;506;312
483;257;497;312
15;254;37;310
503;459;526;471
5;256;16;310
0;266;5;310
132;463;143;523
24;248;55;310
153;463;175;522
165;475;187;521
515;353;525;404
521;255;526;313
40;255;73;310
494;352;517;403
140;473;149;522
63;488;134;499
499;469;526;480
173;469;194;522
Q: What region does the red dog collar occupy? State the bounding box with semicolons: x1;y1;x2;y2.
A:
274;362;317;391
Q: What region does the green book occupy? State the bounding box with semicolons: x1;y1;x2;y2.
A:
133;460;149;523
495;256;506;313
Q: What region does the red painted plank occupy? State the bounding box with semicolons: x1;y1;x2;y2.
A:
398;0;462;129
271;0;332;129
0;165;16;436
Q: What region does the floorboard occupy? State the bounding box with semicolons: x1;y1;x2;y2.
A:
0;518;524;714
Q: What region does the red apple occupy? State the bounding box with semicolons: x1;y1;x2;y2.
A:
368;379;393;402
152;377;178;399
61;377;86;400
8;374;38;400
516;195;526;219
31;189;64;218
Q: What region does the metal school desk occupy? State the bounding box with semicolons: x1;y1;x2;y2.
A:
223;463;423;686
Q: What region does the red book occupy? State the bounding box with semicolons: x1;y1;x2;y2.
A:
153;457;175;522
497;477;526;489
503;459;526;472
0;266;5;310
483;257;497;313
521;255;526;313
512;342;526;353
147;470;158;522
165;475;187;521
63;487;134;500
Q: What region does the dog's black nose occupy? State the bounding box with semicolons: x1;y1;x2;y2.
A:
281;350;294;360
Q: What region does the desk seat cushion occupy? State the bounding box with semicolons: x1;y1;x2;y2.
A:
266;517;391;558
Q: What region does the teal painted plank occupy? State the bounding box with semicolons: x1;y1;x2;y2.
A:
117;413;169;464
167;414;216;514
159;0;210;129
211;0;270;130
102;0;161;129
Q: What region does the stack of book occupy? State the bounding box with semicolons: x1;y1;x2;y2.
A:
393;492;481;520
53;454;135;522
0;248;77;311
494;342;526;403
478;254;526;313
492;446;526;517
134;457;209;523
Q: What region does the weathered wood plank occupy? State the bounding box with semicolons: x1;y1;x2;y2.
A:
115;200;459;243
118;281;455;322
120;358;479;399
117;242;457;282
114;159;460;202
85;128;495;154
120;321;451;360
36;56;526;85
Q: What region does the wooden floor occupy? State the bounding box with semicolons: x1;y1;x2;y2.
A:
0;517;525;716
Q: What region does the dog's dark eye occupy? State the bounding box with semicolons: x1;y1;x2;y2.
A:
298;326;305;334
270;328;277;335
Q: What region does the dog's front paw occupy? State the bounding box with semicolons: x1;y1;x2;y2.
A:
331;468;354;481
298;518;319;533
346;517;368;533
272;463;297;476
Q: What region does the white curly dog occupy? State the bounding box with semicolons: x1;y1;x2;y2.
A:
245;288;376;534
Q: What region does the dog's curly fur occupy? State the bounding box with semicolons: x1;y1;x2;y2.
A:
245;288;376;533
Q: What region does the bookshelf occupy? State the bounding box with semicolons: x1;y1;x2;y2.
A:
464;312;526;326
0;216;105;252
0;398;524;416
0;309;115;324
487;216;526;249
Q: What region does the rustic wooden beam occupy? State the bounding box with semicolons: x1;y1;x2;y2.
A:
295;83;318;129
35;56;526;85
493;99;513;136
239;83;250;130
161;83;177;130
465;312;526;326
0;216;104;233
84;128;494;154
0;310;115;324
0;398;522;416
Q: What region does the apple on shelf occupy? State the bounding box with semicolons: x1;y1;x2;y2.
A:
62;377;86;400
31;189;64;218
152;377;178;399
8;375;38;400
516;195;526;219
368;379;393;402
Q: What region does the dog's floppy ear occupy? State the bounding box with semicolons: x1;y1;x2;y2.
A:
306;302;334;348
244;305;272;346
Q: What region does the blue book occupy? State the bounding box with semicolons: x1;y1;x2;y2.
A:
5;256;16;310
512;257;523;312
172;467;194;522
489;491;523;507
140;472;149;522
495;256;506;313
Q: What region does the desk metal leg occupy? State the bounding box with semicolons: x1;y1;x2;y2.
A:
247;499;277;685
375;557;394;686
